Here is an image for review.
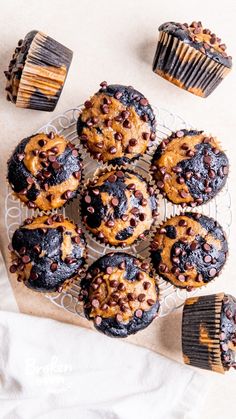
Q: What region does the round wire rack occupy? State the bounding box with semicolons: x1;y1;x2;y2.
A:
5;106;232;317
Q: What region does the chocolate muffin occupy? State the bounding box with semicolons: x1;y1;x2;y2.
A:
77;82;156;164
8;132;82;211
4;30;73;111
80;253;160;337
81;169;158;247
153;21;232;97
151;130;229;207
150;213;228;290
182;293;236;373
9;214;86;292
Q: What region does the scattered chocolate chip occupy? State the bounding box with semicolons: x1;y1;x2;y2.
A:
106;220;115;227
204;255;212;263
114;91;122;99
106;266;113;274
87;206;95;214
178;274;186;282
187;227;195;236
84;100;92;109
38;139;47;147
123;120;131;129
116;314;123;323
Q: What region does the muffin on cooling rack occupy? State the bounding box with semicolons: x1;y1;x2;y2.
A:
81;169;158;247
4;30;73;111
80;252;160;337
7;132;82;211
182;293;236;373
153;21;232;97
77;82;156;164
150;212;228;291
9;214;86;292
151;129;229;207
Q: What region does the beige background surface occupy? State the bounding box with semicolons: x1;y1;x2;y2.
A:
0;0;236;417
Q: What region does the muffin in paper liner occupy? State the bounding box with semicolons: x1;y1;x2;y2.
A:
4;30;73;111
79;252;160;338
77;82;156;165
7;131;83;213
79;164;159;249
149;212;228;291
151;129;229;207
152;22;232;98
9;213;88;293
182;293;236;373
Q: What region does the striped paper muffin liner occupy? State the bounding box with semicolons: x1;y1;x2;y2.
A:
152;31;231;98
182;293;226;373
16;31;73;111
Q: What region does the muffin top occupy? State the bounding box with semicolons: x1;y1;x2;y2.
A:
4;31;37;103
151;212;228;290
159;21;232;68
10;214;86;292
80;252;159;337
8;132;82;211
220;294;236;370
151;129;229;206
77;82;156;164
81;169;158;247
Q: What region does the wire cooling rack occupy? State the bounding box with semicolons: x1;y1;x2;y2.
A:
5;106;232;317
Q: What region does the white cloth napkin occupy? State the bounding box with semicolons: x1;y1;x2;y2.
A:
0;309;208;419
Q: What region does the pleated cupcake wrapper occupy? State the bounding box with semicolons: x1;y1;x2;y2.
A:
182;293;226;373
9;213;88;295
153;31;231;98
77;104;157;166
148;211;228;292
151;133;229;208
16;31;73;111
7;141;84;215
79;163;160;249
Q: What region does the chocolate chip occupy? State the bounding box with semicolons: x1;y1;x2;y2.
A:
130;218;137;227
62;190;73;200
209;268;217;277
174;247;181;256
203;155;211;165
147;299;155;306
123;120;131;128
50;262;58;272
9;265;17;273
141;199;147;206
143;281;151;290
129;138;137;146
137;272;144;280
173;166;182;173
84;100;92;109
186;150;195;157
187;227;195;236
180;190;189;198
100;81;107;88
118;283;126;291
52;161;61;170
108;174;117;183
135;309;143;318
116;314;123;323
121;214;128;222
204;255;212;263
138;293;145;302
116;171;124;178
110;280;118;288
141;262;149;271
106;220;115;227
87;206;95;214
85;195;91;204
106;266;113;274
114;132;123;141
176;130;184;137
203;243;211;252
94;316;102;325
140;98;148;106
101;104;109;114
73;171;81;179
190;241;199;250
22;255;30;264
114;91;122;99
177;177;185;184
142;132;149;141
178;274;185;282
38;139;47;147
134;190;143;199
111;197;119;207
139;213;146;221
